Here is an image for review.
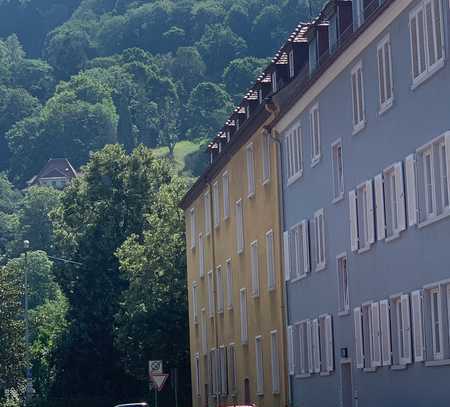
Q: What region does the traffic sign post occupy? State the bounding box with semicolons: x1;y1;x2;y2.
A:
148;360;168;407
150;373;169;392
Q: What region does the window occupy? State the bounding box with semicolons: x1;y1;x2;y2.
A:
430;287;443;360
198;233;205;278
240;288;248;344
209;348;218;395
266;230;276;291
228;344;237;394
223;171;230;220
409;0;445;87
270;331;280;394
377;34;394;112
331;139;344;201
216;266;224;314
250;240;260;298
213;181;220;229
310;104;321;165
296;320;312;376
390;295;412;366
285;122;303;184
313;209;326;270
207;271;215;318
382;164;406;238
337;254;349;314
246;143;255;198
201;308;207;355
225;259;233;310
416;135;450;224
219;346;228;395
236;199;244;254
190;208;196;249
255;336;264;395
288;221;310;280
272;71;277;93
356;181;375;250
194;353;200;396
289;50;295;78
262;132;271;183
350;61;365;134
287;326;295;375
192;282;199;324
204;190;211;236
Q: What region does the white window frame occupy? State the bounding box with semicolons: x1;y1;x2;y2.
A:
194;353;200;396
383;163;406;238
262;131;271;184
439;140;450;211
313;209;326;271
240;288;248;344
289;220;310;280
207;270;215;318
225;259;233;310
213;181;220;229
310;103;321;166
289;50;295;78
228;343;237;394
192;281;199;324
255;335;264;395
216;266;224;314
377;34;394;113
204;190;211;236
250;240;260;298
430;286;444;360
350;61;366;135
272;71;277;93
198;233;204;279
270;330;280;394
201;308;207;355
409;0;445;89
296;320;311;377
266;230;276;291
246;143;256;198
219;345;227;395
331;138;344;202
356;180;374;251
223;171;230;220
285;122;303;185
190;208;196;249
235;199;244;254
336;253;350;315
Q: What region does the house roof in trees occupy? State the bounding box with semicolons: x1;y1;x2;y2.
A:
180;0;395;210
27;158;79;187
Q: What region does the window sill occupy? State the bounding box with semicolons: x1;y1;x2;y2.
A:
363;367;377;373
385;232;401;243
418;210;450;229
214;224;220;230
390;364;407;371
251;293;260;300
262;177;270;186
295;374;311;379
247;192;255;200
191;245;196;251
378;99;394;116
425;358;450;367
319;371;331;376
227;306;233;312
237;249;243;256
352;120;366;136
332;194;344;204
357;245;372;254
411;58;445;91
311;157;321;168
315;263;326;272
287;171;303;187
291;274;308;283
338;310;351;317
268;286;276;292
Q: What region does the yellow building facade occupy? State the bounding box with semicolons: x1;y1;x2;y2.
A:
182;117;288;407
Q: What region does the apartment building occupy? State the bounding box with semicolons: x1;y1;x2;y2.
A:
269;0;450;405
181;83;288;406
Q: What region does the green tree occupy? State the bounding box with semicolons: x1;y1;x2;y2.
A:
0;174;21;262
170;47;206;93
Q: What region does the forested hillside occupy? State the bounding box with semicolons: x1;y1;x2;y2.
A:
0;0;323;405
0;0;322;185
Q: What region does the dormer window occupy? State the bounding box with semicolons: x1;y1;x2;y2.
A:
258;89;263;104
246;105;250;119
272;71;278;93
289;50;295;78
210;152;213;164
226;131;230;143
236;118;240;131
218;142;222;153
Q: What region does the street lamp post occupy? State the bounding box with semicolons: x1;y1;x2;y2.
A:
23;240;34;405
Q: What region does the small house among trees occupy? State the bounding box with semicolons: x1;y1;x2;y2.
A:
27;158;78;189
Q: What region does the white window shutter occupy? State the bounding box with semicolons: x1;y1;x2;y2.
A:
310;218;317;270
349;190;359;251
325;315;334;372
401;294;412;364
366;179;375;244
312;319;321;373
302;220;310;273
411;290;424;362
374;174;386;240
395;162;406;232
283;231;290;282
405;154;418;226
445;134;450;200
371;302;381;367
287;325;295;375
354;307;364;368
307;319;313;374
379;299;392;366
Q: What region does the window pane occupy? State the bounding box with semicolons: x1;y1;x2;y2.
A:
384;43;392;100
426;2;436;66
411;16;419;78
433;0;443;60
352;73;358;125
378;48;386;104
418;10;427;74
357;68;364;122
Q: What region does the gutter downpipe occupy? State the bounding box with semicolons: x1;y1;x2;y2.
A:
263;99;292;407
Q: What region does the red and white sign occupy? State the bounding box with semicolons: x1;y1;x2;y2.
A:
150;373;169;391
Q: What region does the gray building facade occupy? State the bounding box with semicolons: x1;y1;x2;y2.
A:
275;0;450;405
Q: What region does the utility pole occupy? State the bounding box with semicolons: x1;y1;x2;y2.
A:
23;240;34;405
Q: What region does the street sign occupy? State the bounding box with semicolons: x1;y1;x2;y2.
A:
150;373;169;392
149;360;163;374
